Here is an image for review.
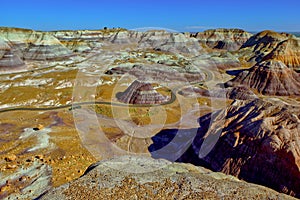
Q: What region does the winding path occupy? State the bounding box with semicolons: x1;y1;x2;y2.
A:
0;55;215;114
0;89;177;113
0;77;213;114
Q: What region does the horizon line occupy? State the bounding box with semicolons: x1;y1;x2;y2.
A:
0;26;299;34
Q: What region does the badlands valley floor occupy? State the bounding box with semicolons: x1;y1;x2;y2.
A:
0;27;300;199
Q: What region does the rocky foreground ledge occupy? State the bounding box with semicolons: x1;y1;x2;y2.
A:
40;155;295;200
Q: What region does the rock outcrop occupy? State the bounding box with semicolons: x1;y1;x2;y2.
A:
61;40;91;52
40;155;295;200
193;28;252;51
0;27;73;60
117;80;170;104
0;38;26;72
262;38;300;69
150;99;300;197
225;60;300;96
50;29;107;42
240;30;296;62
0;160;52;199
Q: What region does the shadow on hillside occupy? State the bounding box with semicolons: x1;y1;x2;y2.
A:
226;69;246;76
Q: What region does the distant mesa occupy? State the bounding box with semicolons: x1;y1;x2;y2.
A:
192;28;252;51
0;27;73;61
0;38;27;72
225;60;300;96
136;30;202;54
117;80;170;105
49;28;253;54
41;28;204;55
108;29;202;54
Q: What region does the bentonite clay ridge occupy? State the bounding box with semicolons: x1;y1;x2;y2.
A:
117;80;170;104
225;60;300;96
262;38;300;69
0;27;73;60
0;37;26;72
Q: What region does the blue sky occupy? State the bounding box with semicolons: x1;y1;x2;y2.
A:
1;0;300;32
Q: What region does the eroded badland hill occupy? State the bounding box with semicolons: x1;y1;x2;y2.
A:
0;27;300;199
